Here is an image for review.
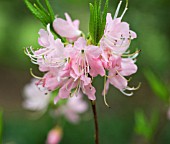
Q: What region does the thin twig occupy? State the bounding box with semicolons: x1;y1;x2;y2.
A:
91;100;99;144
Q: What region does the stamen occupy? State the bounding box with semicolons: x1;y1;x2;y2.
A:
126;82;141;91
120;8;128;20
103;76;110;108
70;80;80;97
121;90;133;96
30;68;42;79
122;50;141;57
104;36;131;53
120;0;128;20
85;54;90;73
114;1;122;19
111;49;141;58
127;77;132;82
116;70;128;82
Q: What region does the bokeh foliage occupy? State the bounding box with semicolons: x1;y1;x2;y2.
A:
0;0;170;143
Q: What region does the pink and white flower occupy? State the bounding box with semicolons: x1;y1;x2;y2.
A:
55;92;88;123
26;24;67;71
22;79;50;111
25;0;139;106
23;79;88;123
100;1;137;54
54;37;105;103
104;56;138;96
53;13;81;42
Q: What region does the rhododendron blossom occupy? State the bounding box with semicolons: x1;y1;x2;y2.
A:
23;79;50;111
55;92;88;123
25;0;139;107
23;79;88;123
46;127;63;144
53;13;82;42
100;1;137;54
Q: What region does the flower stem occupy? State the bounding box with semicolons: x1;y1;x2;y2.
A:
91;100;99;144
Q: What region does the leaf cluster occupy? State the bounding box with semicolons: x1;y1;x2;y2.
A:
25;0;65;42
89;0;109;45
25;0;55;26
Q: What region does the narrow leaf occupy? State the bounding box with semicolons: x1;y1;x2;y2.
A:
25;0;47;26
144;69;169;102
134;110;152;140
101;0;109;38
97;0;102;44
89;3;94;43
134;109;159;141
93;0;98;45
45;0;55;21
36;0;48;14
33;3;51;23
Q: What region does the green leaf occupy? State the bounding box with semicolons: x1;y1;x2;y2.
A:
100;0;108;38
0;110;2;144
89;0;109;45
144;69;169;102
24;0;47;26
36;0;48;14
97;0;102;44
93;0;98;45
134;110;159;141
89;3;94;42
33;3;51;23
45;0;55;21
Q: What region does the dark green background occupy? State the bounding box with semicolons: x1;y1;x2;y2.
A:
0;0;170;143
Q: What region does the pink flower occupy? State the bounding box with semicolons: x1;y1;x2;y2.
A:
25;24;67;71
104;56;138;96
54;37;105;103
55;92;88;123
37;69;65;91
23;79;88;124
54;76;96;104
53;13;81;42
46;127;62;144
22;79;50;111
70;37;105;77
100;1;137;54
25;1;139;106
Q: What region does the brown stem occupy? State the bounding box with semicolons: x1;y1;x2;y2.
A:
91;100;99;144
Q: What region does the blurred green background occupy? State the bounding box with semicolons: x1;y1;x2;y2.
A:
0;0;170;143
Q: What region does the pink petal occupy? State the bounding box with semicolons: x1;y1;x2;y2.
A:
80;75;91;86
130;30;137;39
73;20;80;29
38;29;50;47
74;37;87;49
53;14;81;39
88;57;105;77
83;84;96;100
65;110;80;123
120;58;138;76
55;78;78;104
109;74;127;90
87;45;102;58
47;128;62;144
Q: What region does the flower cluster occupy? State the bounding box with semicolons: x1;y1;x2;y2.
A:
23;78;88;123
25;1;139;106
